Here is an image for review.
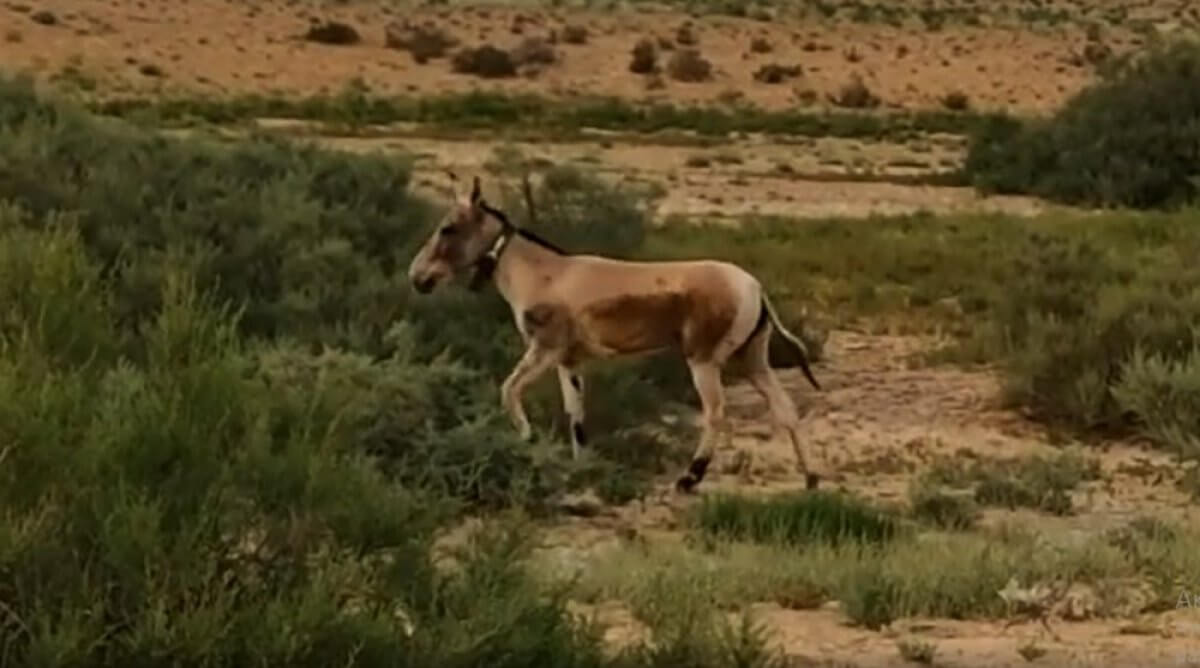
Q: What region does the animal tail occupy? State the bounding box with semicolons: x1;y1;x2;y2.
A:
762;293;821;391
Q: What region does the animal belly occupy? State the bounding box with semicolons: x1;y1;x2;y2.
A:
581;322;678;358
576;291;690;358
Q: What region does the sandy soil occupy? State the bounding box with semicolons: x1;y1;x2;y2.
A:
535;331;1199;666
0;0;1160;114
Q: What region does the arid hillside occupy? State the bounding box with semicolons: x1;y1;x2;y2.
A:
1;0;1176;112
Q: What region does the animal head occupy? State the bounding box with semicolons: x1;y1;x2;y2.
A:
407;173;503;294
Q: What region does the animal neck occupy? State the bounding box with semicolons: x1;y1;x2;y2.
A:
491;233;568;306
467;222;516;292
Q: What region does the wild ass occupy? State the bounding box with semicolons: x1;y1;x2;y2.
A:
407;176;824;492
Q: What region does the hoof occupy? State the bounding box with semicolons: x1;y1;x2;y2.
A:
675;474;700;494
805;473;820;490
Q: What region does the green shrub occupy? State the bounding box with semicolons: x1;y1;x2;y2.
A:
0;78;793;667
1113;344;1200;458
0;77;429;353
0;75;692;477
964;40;1200;208
994;243;1200;433
908;485;978;530
921;450;1101;516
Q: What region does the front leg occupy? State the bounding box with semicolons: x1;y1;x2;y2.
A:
557;365;586;459
500;343;557;441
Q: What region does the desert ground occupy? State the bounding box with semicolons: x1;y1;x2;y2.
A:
1;0;1177;218
4;0;1199;665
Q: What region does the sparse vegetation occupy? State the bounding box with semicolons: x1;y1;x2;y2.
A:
753;63;802;84
566;511;1200;633
304;20;361;46
29;9;57;26
384;21;458;63
942;90;970;111
830;73;881;108
666;48;713;82
920;450;1102;516
675;21;698;46
513;36;558;67
629;38;658;74
452;44;518;78
909;485;979;530
562;24;589;45
1018;640;1048;661
897;638;937;664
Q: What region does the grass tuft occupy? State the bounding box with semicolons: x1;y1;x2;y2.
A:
692;491;902;547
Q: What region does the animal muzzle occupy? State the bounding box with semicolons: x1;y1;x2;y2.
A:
411;275;436;294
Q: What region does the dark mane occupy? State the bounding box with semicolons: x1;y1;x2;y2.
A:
479;201;568;255
516;228;568;255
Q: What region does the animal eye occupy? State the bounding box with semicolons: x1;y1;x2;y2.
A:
439;225;457;236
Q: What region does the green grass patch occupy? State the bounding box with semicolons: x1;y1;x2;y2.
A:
90;88;1000;142
691;491;902;546
562;515;1200;630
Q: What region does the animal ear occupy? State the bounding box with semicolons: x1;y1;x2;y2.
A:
470;176;482;206
443;170;460;199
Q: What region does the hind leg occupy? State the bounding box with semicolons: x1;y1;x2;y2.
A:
742;326;822;489
676;360;729;493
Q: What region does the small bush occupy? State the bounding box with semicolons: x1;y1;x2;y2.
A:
513;37;558;66
909;485;978;530
30;10;58;26
1113;346;1200;459
304;20;361;46
1083;41;1112;66
667;49;713;83
753;63;802;84
897;639;937;664
452;44;518;78
964;40;1200;208
562;24;588;45
630;38;658;74
675;22;698;46
692;491;901;547
384;21;458;63
942;90;970;111
749;36;772;54
830;74;881;108
995;250;1200;433
922;450;1101;516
